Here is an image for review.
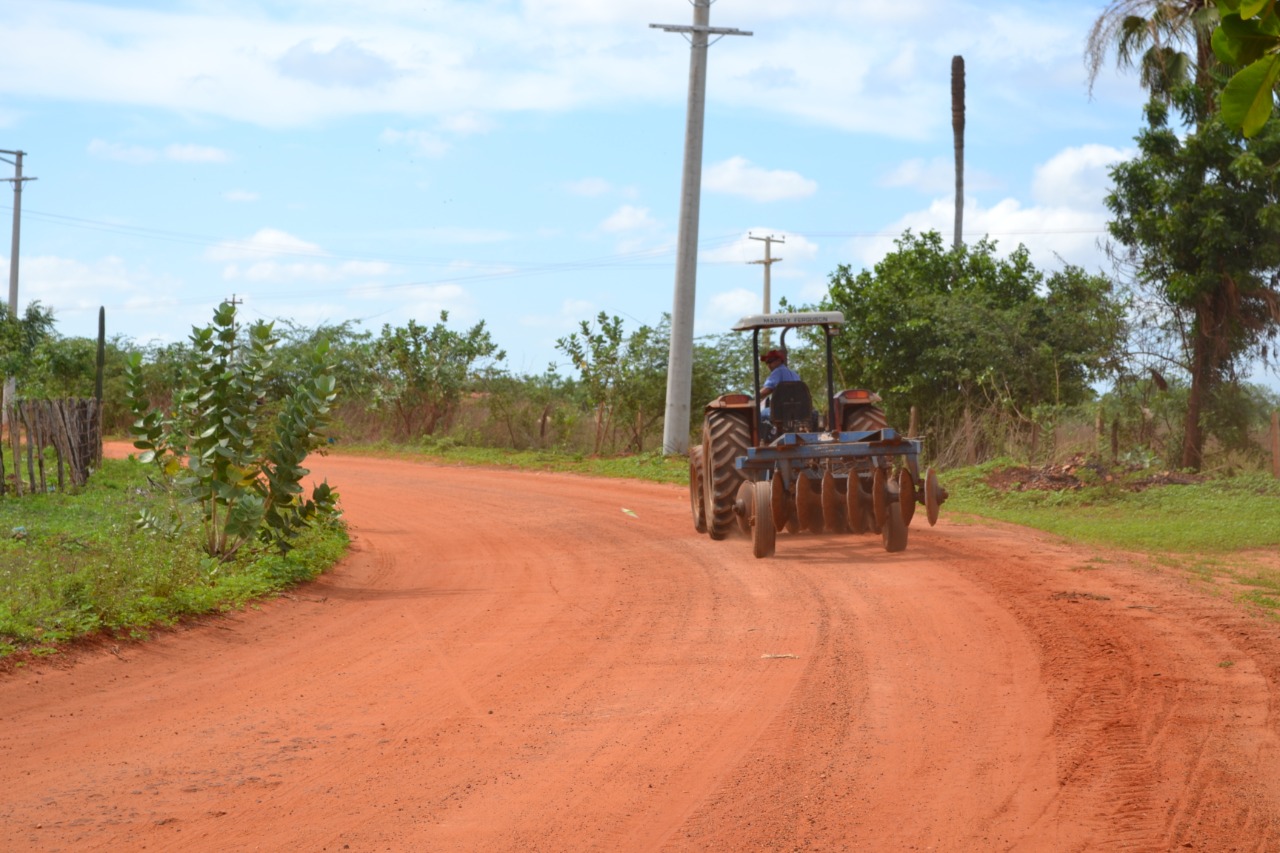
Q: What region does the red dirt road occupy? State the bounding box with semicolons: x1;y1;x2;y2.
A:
4;452;1280;851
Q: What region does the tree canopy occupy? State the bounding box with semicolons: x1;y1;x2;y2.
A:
821;231;1126;431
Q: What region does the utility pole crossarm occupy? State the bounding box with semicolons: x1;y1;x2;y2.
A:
649;23;753;36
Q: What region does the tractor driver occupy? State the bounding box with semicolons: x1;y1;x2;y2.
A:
759;349;800;427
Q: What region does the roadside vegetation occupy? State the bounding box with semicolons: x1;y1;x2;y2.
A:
0;455;347;658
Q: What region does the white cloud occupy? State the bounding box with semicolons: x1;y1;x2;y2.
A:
276;38;398;88
704;157;817;202
206;228;326;262
566;177;612;197
1031;144;1131;209
223;189;259;202
879;157;1003;195
850;144;1129;274
851;196;1110;273
381;128;449;158
89;139;229;164
0;1;1079;135
225;258;392;284
165;143;229;163
440;112;494;135
600;204;657;233
87;139;157;165
698;288;763;336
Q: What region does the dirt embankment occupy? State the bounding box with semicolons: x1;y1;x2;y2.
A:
3;452;1279;851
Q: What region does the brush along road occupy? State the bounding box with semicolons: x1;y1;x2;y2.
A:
2;450;1279;850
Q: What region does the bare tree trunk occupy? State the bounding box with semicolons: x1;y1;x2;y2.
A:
951;55;965;251
1183;331;1211;471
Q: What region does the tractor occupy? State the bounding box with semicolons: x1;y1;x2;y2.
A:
688;311;946;558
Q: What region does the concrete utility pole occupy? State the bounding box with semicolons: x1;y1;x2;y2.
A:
651;2;751;456
748;233;784;314
1;149;35;421
749;233;783;349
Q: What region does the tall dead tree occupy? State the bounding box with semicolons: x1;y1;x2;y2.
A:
952;55;965;250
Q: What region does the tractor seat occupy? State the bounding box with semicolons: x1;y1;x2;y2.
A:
770;381;817;434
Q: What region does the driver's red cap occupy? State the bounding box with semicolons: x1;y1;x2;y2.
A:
761;349;785;363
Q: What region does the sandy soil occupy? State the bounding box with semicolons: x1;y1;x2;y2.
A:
3;451;1280;852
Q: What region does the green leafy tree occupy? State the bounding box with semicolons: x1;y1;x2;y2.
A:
615;318;677;453
25;333;133;431
127;301;339;558
371;311;504;438
1107;94;1280;469
0;301;56;390
556;312;625;454
822;231;1126;431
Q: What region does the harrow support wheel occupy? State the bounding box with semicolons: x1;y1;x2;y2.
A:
751;480;776;558
702;410;750;541
898;467;916;527
882;500;908;552
796;473;823;533
821;469;844;533
688;445;707;534
846;474;870;534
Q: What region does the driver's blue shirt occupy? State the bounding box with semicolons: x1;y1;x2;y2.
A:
762;364;801;420
763;364;801;392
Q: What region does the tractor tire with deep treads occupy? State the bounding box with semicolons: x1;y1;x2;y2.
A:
842;405;890;433
702;410;751;541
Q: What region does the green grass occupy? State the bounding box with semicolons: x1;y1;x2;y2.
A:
0;456;348;659
943;460;1280;554
942;458;1280;615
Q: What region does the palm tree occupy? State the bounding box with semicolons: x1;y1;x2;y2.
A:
1085;0;1218;103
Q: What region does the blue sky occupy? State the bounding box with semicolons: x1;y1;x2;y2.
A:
4;0;1258;385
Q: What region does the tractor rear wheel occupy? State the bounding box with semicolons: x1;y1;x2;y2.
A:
688;445;707;533
702;410;750;540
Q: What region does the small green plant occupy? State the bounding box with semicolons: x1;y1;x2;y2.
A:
126;301;340;559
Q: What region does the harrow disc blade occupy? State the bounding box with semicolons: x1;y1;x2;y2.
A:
872;466;889;531
771;474;789;531
898;467;916;527
925;467;942;526
796;473;822;533
846;474;869;534
821;469;844;533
